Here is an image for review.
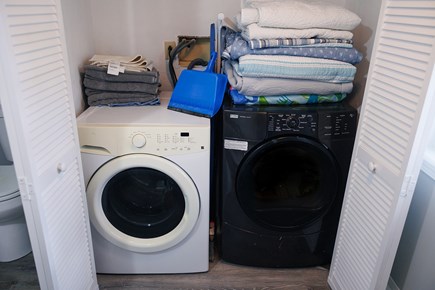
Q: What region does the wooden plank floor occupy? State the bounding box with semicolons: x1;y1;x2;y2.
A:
0;253;331;289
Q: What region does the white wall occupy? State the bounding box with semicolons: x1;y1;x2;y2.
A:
390;171;435;290
60;0;381;113
88;0;240;93
342;0;381;109
61;0;96;115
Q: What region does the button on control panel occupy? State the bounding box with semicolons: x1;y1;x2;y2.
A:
318;111;357;138
268;112;317;136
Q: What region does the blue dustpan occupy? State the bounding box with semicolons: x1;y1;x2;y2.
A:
168;51;227;118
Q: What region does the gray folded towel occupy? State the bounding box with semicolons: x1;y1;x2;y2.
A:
87;92;160;106
84;65;159;84
84;78;160;94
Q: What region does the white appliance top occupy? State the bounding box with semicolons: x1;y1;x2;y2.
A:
76;91;209;127
0;165;19;199
76;91;210;157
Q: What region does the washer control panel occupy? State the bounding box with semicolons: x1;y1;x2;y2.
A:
268;112;318;137
78;125;210;156
126;129;206;154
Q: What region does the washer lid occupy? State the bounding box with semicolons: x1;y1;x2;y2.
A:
0;165;20;201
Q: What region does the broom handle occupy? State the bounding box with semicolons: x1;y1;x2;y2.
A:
216;13;224;73
205;52;217;73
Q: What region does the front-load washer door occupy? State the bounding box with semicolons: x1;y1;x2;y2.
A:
86;154;200;253
236;136;339;230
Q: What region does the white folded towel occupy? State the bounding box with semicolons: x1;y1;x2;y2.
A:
240;0;361;30
89;55;145;64
89;55;153;72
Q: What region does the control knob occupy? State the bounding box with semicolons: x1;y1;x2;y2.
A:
132;134;146;148
286;117;299;128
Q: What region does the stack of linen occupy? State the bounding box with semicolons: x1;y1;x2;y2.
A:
83;55;160;107
223;0;362;105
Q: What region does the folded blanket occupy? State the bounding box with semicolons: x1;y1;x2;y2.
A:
230;88;347;105
248;38;353;49
240;1;361;30
83;78;160;94
234;55;356;83
84;65;160;84
223;34;362;64
87;92;160;107
241;23;354;41
223;61;353;95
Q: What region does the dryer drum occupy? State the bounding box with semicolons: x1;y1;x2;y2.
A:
236;136;339;231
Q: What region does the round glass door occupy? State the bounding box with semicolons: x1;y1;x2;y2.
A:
87;154;200;253
236;136;339;230
102;167;185;239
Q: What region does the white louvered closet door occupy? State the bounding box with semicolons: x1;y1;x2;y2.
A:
328;1;435;290
0;1;97;289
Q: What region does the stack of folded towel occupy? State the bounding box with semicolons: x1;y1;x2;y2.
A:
83;55;160;107
223;0;362;105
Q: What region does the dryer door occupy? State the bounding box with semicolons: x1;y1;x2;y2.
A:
87;154;200;253
236;136;339;230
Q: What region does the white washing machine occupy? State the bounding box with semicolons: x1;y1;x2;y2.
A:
76;92;210;274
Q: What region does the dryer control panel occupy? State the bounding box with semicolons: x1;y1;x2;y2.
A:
266;108;357;139
318;111;357;138
267;112;318;137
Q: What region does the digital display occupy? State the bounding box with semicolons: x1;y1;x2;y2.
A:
180;132;189;137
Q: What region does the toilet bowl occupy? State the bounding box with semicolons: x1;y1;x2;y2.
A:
0;104;31;262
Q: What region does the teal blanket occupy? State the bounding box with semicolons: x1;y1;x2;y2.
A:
230;88;347;105
234;54;356;83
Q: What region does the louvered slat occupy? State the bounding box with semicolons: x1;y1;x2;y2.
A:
1;0;97;289
329;1;435;289
10;2;76;176
332;158;395;290
42;160;94;289
370;78;419;110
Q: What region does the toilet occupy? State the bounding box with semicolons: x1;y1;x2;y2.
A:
0;104;31;262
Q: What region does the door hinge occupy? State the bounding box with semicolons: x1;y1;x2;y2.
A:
400;175;416;197
17;177;33;200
